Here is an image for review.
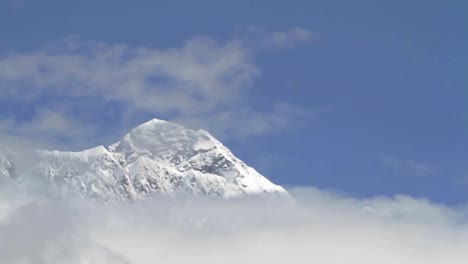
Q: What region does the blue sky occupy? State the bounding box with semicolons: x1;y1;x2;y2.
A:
0;0;467;204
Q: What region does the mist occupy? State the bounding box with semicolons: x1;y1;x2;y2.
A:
1;183;468;264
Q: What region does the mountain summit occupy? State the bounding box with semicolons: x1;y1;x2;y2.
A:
2;119;287;201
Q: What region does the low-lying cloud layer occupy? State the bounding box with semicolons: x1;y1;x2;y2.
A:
1;185;467;264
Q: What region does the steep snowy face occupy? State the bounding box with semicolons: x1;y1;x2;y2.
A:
27;119;287;201
36;146;136;201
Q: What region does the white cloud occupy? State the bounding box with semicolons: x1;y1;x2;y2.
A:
0;30;317;144
0;37;257;115
1;186;468;264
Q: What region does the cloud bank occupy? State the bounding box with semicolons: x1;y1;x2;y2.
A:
1;185;468;264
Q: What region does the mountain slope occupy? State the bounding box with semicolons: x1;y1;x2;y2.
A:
6;119;287;201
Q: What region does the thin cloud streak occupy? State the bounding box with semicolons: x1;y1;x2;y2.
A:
238;26;319;50
380;154;438;177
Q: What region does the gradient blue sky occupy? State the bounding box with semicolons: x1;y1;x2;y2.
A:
0;0;467;204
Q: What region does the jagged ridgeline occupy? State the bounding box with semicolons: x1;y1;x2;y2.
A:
0;119;287;201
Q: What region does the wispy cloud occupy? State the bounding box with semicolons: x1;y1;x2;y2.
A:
239;26;318;50
0;37;256;115
0;29;318;146
380;154;437;177
1;108;94;139
452;172;468;186
174;102;317;139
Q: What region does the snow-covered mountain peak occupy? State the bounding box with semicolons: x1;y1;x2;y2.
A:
113;119;223;163
122;119;194;150
1;119;288;201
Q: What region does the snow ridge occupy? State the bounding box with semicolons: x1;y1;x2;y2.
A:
2;119;287;201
